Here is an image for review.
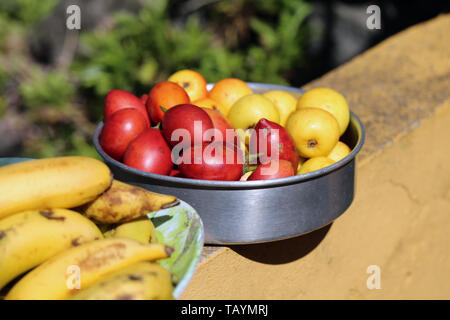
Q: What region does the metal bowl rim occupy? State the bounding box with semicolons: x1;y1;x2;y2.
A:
93;83;365;189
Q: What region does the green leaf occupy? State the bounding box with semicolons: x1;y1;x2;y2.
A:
148;200;204;298
249;18;278;50
19;70;75;109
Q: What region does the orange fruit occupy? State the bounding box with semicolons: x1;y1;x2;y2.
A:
168;69;207;102
193;97;228;116
209;78;252;115
146;81;190;124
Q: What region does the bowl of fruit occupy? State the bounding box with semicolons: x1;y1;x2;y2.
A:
93;70;365;244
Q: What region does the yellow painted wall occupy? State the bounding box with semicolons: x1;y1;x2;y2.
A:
181;15;450;299
182;103;450;299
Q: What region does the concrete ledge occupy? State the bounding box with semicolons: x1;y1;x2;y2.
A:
181;14;450;299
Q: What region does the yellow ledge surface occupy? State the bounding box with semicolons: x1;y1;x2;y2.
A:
181;14;450;299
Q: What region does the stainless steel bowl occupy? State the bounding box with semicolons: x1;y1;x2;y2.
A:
93;83;365;244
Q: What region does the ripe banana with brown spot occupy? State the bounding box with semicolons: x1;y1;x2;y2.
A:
78;180;179;224
0;209;103;290
0;156;112;219
68;262;173;300
104;217;158;244
5;238;173;300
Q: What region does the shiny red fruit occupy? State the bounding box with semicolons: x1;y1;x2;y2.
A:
123;128;173;175
247;159;295;181
162;104;214;148
140;94;149;106
100;108;149;161
250;118;299;170
104;89;150;126
169;169;181;177
201;108;237;145
178;143;244;181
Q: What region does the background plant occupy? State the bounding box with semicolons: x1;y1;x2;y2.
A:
0;0;311;158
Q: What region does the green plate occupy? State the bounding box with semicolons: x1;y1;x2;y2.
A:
0;158;204;299
148;200;204;298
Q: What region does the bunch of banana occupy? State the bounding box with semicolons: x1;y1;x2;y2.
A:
5;238;172;300
0;157;112;219
0;156;179;300
78;180;179;224
0;209;103;290
68;262;173;300
103;217;158;244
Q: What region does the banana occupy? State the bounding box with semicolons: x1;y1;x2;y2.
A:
78;180;179;224
104;217;158;244
0;156;112;219
68;262;173;300
0;209;103;290
5;238;173;300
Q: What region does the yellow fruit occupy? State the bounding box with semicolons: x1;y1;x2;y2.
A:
68;262;173;300
0;156;112;219
227;94;280;130
168;69;207;101
296;156;307;172
193;97;228;116
234;128;252;149
328;141;351;162
297;87;350;135
239;171;254;181
263;90;297;126
0;209;103;290
5;238;172;300
209;78;252;115
104;217;157;244
286;108;340;158
78;180;179;224
298;157;335;175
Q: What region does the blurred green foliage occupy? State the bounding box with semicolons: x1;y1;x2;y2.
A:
0;0;311;158
75;0;310;95
0;0;58;26
20;69;75;110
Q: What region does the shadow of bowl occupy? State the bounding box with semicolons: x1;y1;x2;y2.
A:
229;223;332;265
